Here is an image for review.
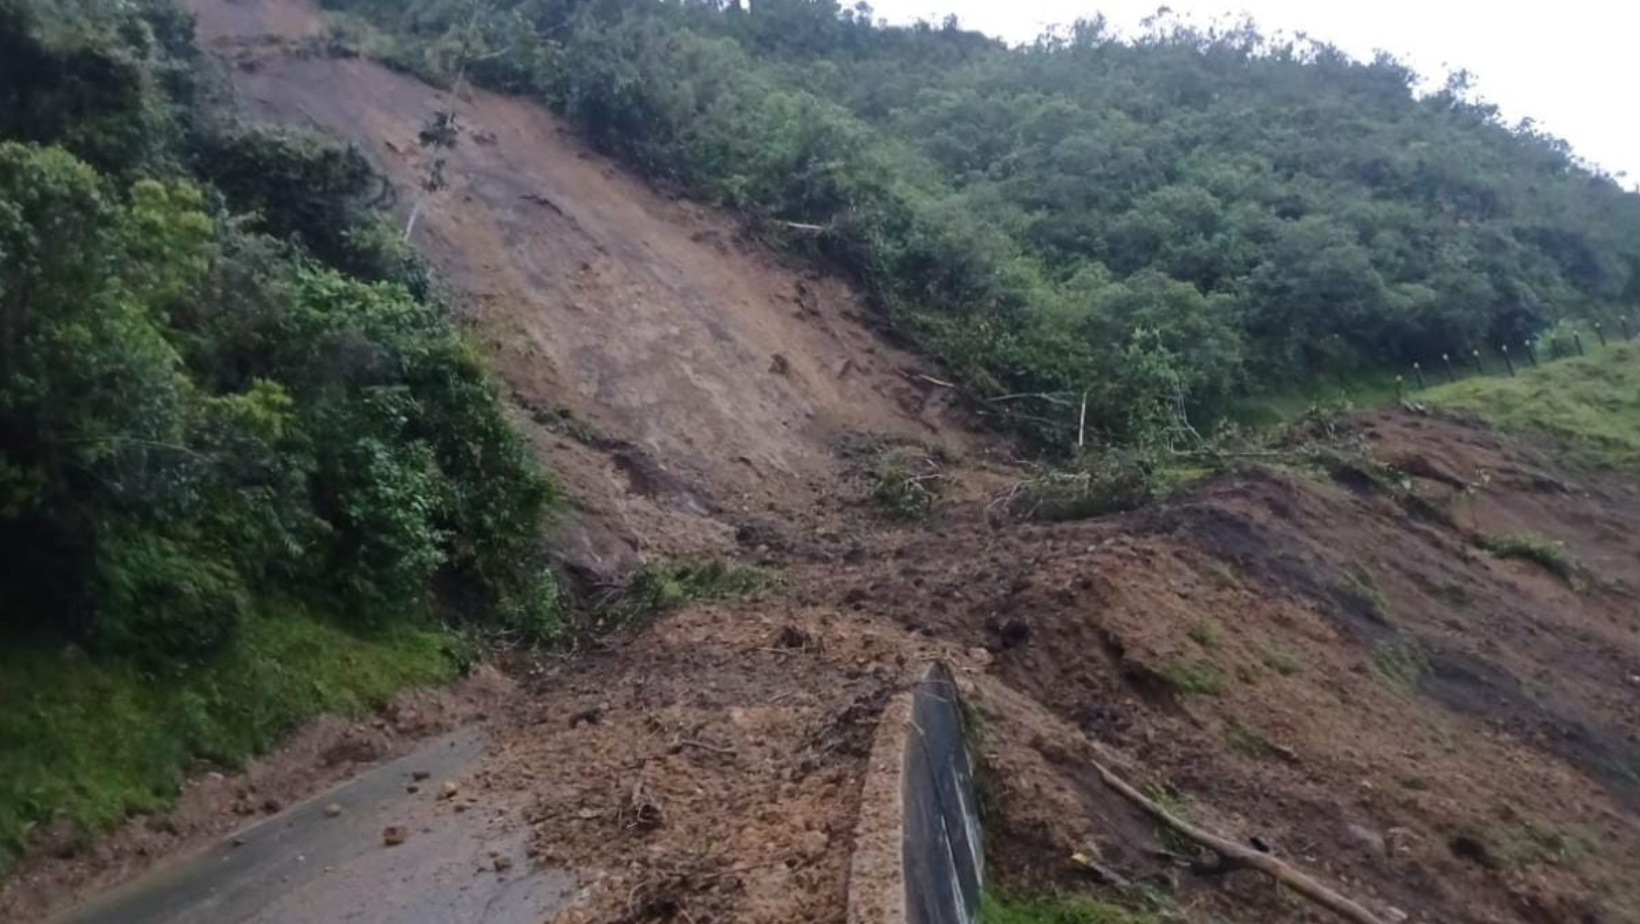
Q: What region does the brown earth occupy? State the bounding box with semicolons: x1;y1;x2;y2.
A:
9;1;1640;923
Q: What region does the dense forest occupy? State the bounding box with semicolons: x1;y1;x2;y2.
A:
323;0;1640;445
0;0;557;663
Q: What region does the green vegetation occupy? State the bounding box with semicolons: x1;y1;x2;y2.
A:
1372;636;1431;695
1483;533;1587;590
1223;720;1271;759
1494;823;1597;870
1427;343;1640;468
0;606;464;871
590;558;774;635
1186;621;1220;651
1159;660;1224;698
981;891;1166;924
869;447;941;520
322;0;1640;452
0;0;554;861
1260;647;1304;677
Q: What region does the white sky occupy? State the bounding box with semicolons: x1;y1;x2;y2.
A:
866;0;1639;186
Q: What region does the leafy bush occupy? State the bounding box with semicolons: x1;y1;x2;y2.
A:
0;2;553;659
869;448;941;521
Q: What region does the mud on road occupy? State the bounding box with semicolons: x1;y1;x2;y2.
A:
10;1;1640;922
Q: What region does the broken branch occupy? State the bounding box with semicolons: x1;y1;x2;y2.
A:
1090;759;1389;924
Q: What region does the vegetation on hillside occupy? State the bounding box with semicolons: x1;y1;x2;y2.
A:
322;0;1640;449
1427;342;1640;468
0;0;553;864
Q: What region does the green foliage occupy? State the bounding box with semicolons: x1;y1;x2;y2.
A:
0;0;556;867
1483;533;1586;590
980;891;1167;924
1159;660;1224;698
1223;720;1272;759
869;447;939;520
0;603;462;873
324;0;1640;450
1372;636;1430;695
1260;647;1304;677
593;558;775;635
0;6;551;657
1427;342;1640;469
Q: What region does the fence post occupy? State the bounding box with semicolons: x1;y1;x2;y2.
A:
1524;339;1538;367
1624;316;1634;340
1470;349;1484;375
1442;352;1455;383
1573;332;1585;357
1500;344;1514;377
1595;321;1607;346
1412;361;1425;389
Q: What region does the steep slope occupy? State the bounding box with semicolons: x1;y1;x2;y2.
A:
191;0;982;574
10;3;1639;924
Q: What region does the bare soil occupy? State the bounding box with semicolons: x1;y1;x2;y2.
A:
11;2;1639;923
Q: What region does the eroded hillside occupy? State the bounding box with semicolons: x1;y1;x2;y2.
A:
7;2;1637;923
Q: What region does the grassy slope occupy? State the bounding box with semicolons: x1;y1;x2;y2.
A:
0;606;463;873
1425;341;1640;468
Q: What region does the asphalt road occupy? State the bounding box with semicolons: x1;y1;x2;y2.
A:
47;729;574;924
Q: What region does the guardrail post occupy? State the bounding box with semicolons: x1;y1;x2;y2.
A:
1470;349;1484;375
1500;344;1514;377
1524;339;1538;367
1412;361;1425;389
1573;332;1585;356
1442;352;1455;383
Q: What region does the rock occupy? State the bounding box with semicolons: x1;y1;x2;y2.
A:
382;826;408;847
325;804;343;818
411;770;432;782
795;830;830;859
406;784;420;794
493;856;514;873
260;798;283;815
1345;823;1388;858
438;781;460;800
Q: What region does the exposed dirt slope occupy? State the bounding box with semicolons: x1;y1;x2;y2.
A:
191;0;982;576
12;3;1638;924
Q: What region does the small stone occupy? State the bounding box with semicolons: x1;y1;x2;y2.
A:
493;856;514;872
261;798;283;814
382;826;408;847
453;803;469;814
1345;823;1388;858
412;770;432;782
325;804;343;818
406;784;421;794
438;781;460;801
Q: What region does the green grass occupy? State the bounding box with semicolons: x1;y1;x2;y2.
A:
981;891;1167;924
1483;533;1587;590
592;557;774;632
1371;636;1430;695
1426;341;1640;468
1159;660;1225;698
1260;647;1304;676
1224;720;1272;758
1231;367;1405;429
0;605;463;873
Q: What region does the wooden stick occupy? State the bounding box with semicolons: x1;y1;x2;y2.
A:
1077;389;1089;450
1090;760;1389;924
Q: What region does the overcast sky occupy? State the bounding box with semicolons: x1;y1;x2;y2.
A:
866;0;1638;186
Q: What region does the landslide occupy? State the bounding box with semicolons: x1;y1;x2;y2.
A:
188;0;983;583
21;3;1633;924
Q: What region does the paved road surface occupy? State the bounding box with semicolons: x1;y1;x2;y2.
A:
47;729;574;924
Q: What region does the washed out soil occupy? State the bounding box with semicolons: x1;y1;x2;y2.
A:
11;2;1639;922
